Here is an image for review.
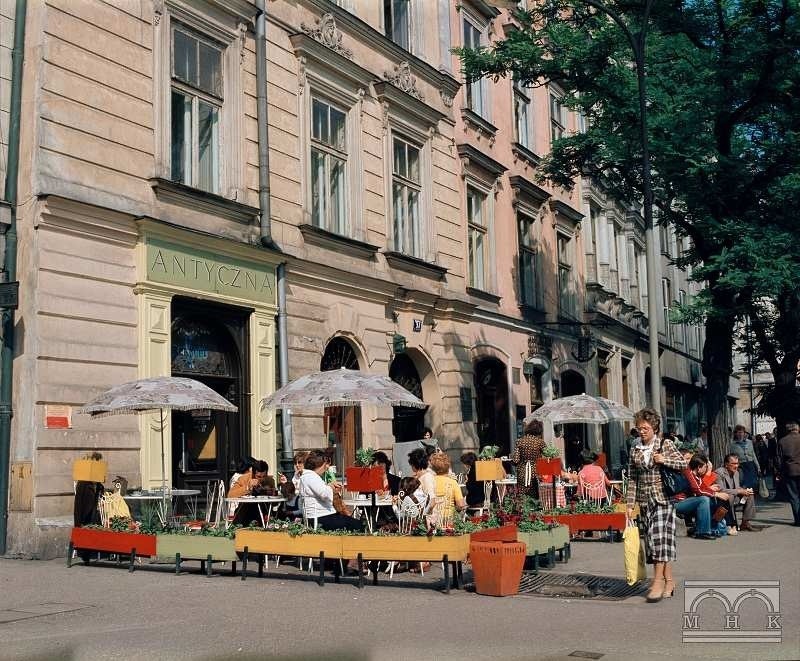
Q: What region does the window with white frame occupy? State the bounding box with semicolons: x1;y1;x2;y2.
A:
463;18;487;117
384;0;411;50
467;186;489;290
170;24;223;194
662;277;673;342
557;233;574;315
550;90;567;143
391;135;423;257
518;214;540;308
310;97;347;235
513;78;531;149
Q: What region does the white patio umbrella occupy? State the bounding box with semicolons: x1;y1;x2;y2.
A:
79;376;238;516
524;393;634;425
260;367;426;410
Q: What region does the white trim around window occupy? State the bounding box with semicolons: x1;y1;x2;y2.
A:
387;130;430;260
298;72;365;241
465;179;495;293
462;11;490;121
153;2;245;199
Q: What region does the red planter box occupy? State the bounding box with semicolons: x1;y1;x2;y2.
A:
545;513;626;537
70;527;156;557
470;524;518;543
536;458;562;477
345;466;385;493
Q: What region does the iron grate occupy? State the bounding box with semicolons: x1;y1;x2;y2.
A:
515;572;649;601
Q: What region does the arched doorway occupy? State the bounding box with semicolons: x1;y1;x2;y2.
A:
170;299;249;491
321;337;361;469
474;358;511;456
561;369;587;468
390;353;426;442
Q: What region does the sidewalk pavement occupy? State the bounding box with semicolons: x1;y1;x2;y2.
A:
0;501;797;661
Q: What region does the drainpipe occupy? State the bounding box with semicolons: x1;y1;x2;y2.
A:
0;0;28;556
254;0;273;249
276;264;293;472
254;0;291;469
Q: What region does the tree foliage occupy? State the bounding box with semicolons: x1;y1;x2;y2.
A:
458;0;800;432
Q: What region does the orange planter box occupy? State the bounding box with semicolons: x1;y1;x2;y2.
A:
234;530;344;557
547;513;627;537
340;534;470;562
470;524;518;543
70;527;156;557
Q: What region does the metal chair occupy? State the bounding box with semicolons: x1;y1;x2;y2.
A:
578;477;611;507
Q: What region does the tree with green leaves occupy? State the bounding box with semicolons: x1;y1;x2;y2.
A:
458;0;799;461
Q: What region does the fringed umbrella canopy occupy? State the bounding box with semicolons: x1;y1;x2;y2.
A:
524;393;634;425
78;376;238;417
261;367;426;410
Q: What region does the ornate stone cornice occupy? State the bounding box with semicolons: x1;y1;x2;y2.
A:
300;12;352;59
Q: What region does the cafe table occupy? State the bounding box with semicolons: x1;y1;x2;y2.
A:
224;495;286;528
343;497;394;533
123;489;201;526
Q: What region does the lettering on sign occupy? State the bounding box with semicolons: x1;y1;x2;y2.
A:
146;240;276;305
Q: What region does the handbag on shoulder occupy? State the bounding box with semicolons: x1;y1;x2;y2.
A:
658;440;690;497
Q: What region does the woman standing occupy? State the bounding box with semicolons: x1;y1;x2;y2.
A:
626;407;688;603
510;420;546;498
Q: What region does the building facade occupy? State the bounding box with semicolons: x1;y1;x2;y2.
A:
0;0;720;557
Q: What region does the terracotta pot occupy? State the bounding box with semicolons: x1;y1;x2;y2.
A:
469;541;526;597
70;527;156;557
345;466;385;493
470;523;518;543
535;458;562;477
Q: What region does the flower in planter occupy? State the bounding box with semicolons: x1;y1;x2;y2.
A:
354;447;376;467
541;443;560;459
478;445;500;460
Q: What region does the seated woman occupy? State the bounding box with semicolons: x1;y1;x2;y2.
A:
429;453;466;523
371;451;401;496
577;450;612;500
673;454;725;539
297;451;362;532
459;452;486;508
227;459;276;525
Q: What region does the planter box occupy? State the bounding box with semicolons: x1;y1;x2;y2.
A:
345;466;385;493
517;525;570;555
70;527;156;557
72;459;107;483
535;458;562;477
547;513;627;537
235;530;344;557
340;534;470;562
156;534;237;562
471;524;518;543
475;459;504;481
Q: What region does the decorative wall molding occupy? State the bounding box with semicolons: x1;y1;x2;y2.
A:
300;13;353;59
383;62;424;101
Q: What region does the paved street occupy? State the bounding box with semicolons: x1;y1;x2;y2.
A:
1;502;797;661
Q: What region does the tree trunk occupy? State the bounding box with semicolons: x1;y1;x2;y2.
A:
702;313;735;465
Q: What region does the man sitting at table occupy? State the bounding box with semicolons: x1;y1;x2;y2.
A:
298;451;363;531
228;459;276;525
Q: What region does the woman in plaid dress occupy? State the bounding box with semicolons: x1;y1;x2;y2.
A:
626;408;688;602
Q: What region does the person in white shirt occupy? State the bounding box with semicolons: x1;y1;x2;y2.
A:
298;451;362;531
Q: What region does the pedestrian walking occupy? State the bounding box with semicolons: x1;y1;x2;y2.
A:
776;421;800;526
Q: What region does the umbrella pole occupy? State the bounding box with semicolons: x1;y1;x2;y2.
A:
160;409;168;528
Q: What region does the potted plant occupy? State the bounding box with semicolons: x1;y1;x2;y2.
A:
345;447;385;493
536;443;562;476
475;445;505;481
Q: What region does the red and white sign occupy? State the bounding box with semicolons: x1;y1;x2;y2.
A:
45;404;72;429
